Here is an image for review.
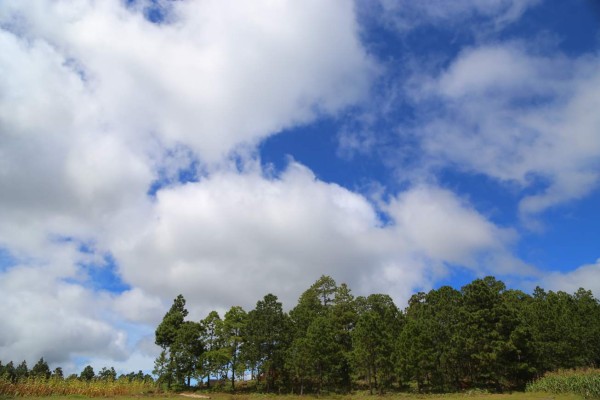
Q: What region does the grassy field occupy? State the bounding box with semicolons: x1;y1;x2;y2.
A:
527;369;600;399
3;392;586;400
199;392;585;400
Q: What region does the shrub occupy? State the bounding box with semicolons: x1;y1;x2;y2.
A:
0;376;158;397
526;369;600;399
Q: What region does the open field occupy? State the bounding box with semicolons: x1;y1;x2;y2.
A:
1;392;586;400
198;392;586;400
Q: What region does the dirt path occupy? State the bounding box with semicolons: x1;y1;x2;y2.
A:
179;393;211;399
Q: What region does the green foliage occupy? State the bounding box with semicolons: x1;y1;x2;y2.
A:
172;320;203;387
154;294;198;389
5;275;597;396
200;311;228;388
185;276;598;394
351;294;402;394
222;305;248;389
155;294;189;350
527;369;600;399
2;361;17;383
15;360;29;382
153;349;174;389
51;367;63;380
31;358;51;380
98;366;117;381
397;287;463;392
244;294;289;392
79;365;95;381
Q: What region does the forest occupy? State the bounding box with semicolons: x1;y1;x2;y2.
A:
153;276;600;394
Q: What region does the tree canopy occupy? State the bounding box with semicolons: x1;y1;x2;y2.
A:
151;276;600;394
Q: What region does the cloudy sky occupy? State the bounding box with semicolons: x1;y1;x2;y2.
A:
1;0;599;374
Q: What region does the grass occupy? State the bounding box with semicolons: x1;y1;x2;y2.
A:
527;369;600;399
0;378;591;400
0;377;156;397
0;393;586;400
203;392;584;400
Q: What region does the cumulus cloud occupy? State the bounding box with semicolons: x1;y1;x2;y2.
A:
0;263;128;366
110;162;525;317
112;288;165;326
0;0;374;163
406;43;600;216
0;0;376;261
384;186;525;272
541;259;600;297
0;0;374;368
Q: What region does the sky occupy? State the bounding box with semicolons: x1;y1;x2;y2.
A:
0;0;599;375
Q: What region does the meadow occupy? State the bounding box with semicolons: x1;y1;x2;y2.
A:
2;369;600;399
527;369;600;399
0;377;156;398
0;393;587;400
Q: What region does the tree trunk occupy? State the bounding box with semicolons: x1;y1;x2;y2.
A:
231;363;235;390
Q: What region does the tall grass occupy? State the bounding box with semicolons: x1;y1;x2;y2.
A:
0;377;158;397
526;369;600;399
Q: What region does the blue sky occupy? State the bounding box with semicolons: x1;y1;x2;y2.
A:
0;0;599;374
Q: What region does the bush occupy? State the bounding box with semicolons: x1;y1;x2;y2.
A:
526;369;600;399
0;376;158;397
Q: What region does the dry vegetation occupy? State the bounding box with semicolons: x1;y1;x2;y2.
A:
0;377;156;397
1;392;586;400
2;369;600;399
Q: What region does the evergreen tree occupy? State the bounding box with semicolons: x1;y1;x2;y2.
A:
153;350;174;388
285;336;311;394
222;306;247;389
330;283;357;392
31;357;51;380
397;287;463;392
155;294;189;389
287;276;349;393
51;367;64;380
351;294;402;394
156;294;188;350
15;360;29;382
458;277;521;390
80;365;95;381
200;311;227;388
98;366;117;381
305;315;343;393
3;361;16;383
244;294;289;392
172;321;203;387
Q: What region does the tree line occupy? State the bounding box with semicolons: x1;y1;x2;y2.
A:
0;358;153;383
154;276;600;394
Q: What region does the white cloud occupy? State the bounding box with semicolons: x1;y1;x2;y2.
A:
408;43;600;216
0;0;374;164
373;0;541;32
385;186;523;272
112;288;165;326
0;0;375;367
0;0;380;370
110;163;525;317
541;259;600;298
0;263;128;367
